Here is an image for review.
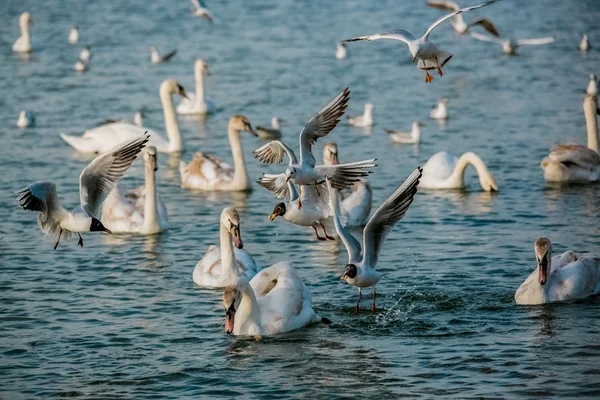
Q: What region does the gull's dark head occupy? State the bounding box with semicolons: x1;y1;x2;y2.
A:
340;264;357;281
90;217;111;234
269;203;286;221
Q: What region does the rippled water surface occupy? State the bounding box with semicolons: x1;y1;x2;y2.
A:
2;0;600;398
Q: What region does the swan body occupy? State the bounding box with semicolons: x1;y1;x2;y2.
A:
180;115;257;191
69;26;79;44
177;59;215;115
193;208;260;288
256;117;283;140
580;34;590;52
60;79;187;153
348;103;373;127
17;111;35;128
80;45;91;62
101;146;168;234
385;121;423;144
223;261;321;336
587;74;597;96
541;95;600;183
430;98;448;119
336;42;347;59
421;151;498;191
12;12;32;53
515;237;600;305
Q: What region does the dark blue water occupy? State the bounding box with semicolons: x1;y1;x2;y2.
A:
2;0;600;398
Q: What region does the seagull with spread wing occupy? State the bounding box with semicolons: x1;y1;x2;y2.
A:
340;0;499;83
253;88;377;209
16;134;149;249
190;0;214;23
426;0;500;36
469;31;554;55
328;167;423;314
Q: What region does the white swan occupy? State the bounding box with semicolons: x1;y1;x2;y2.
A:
69;26;79;44
348;103;373;127
101;146;168;234
180;115;257;191
223;261;325;336
385;121;423;144
421;151;498;191
60;79;188;153
12;12;32;53
17;111;35;128
430;98;448;120
176;59;215;115
336;42;347;59
150;47;177;64
580;34;590;52
193;208;260;288
515;237;600;305
541;95;600;183
587;73;597;97
256;117;284;140
323;143;372;227
80;45;91;62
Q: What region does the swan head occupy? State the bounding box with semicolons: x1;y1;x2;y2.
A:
340;264;357;281
269;203;286;221
479;171;498;192
323;142;339;165
284;167;297;182
20;12;32;27
229;115;257;136
223;285;242;335
534;237;552;286
144;146;158;172
221;207;243;249
90;217;111;234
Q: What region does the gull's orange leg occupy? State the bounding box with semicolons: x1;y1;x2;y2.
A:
425;70;434;83
435;56;443;77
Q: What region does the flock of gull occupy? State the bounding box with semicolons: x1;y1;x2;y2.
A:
11;0;600;337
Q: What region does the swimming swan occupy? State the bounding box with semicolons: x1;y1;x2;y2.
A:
12;12;32;53
421;151;498;191
176;59;215;115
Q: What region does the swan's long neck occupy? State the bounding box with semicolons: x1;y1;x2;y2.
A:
220;222;237;281
584;95;599;153
411;122;421;140
20;17;30;40
194;65;206;104
235;280;262;335
229;128;250;190
448;152;491;188
159;84;182;152
142;164;159;232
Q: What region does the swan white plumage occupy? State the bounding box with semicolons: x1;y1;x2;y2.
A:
515;237;600;305
385;121;423;144
17;111;35;128
60;79;188;153
580;34;590;52
69;26;79;44
193;208;260;288
80;45;91;62
587;74;597;97
223;261;324;336
430;98;448;120
12;12;32;53
101;146;168;234
323;142;372;227
348;103;373;127
180;115;257;191
421;151;498;191
336;42;347;59
176;59;215;115
541;95;600;183
256;117;284;140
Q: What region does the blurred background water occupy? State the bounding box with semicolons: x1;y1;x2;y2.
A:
1;0;600;398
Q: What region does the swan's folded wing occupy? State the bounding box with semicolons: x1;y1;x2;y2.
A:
253;140;297;165
362;167;422;268
299;88;350;167
16;181;67;239
549;144;600;170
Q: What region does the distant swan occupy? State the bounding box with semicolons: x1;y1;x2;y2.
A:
60;79;188;153
515;237;600;305
541;95;600;183
421;151;498;191
12;12;32;53
176;59;215;115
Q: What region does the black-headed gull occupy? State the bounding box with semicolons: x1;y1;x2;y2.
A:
580;34;590;52
16;134;149;249
340;0;499;83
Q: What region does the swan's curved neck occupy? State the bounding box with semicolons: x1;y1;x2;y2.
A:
159;85;182;152
584;96;599;153
229;128;250;190
20;18;30;39
235;280;262;335
142;164;159;231
220;222;237;281
448;152;491;188
194;66;206;104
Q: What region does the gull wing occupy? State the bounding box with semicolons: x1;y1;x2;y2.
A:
469;31;503;44
426;0;461;12
424;0;499;39
326;179;361;264
257;173;293;200
253;140;297;165
361;167;422;268
299;88;350;167
469;17;500;37
190;0;201;9
516;37;554;46
340;29;415;45
16;181;68;239
79;134;149;217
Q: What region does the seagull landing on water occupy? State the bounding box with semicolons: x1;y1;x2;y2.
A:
340;0;499;83
469;31;554;55
426;0;500;36
16;134;149;250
